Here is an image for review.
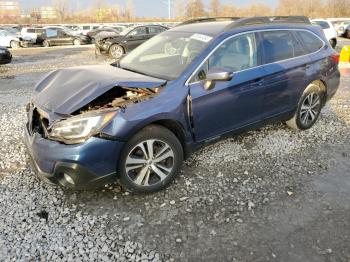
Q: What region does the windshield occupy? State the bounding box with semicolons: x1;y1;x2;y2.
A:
119;31;212;80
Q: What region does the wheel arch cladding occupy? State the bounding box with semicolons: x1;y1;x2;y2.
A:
125;120;188;158
307;79;327;102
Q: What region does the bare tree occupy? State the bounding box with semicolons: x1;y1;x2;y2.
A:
53;0;69;22
174;0;185;20
124;0;135;21
209;0;221;17
186;0;206;18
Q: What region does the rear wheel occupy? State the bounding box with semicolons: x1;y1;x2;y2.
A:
118;125;183;193
346;30;350;39
286;82;324;130
43;40;50;47
10;40;19;49
329;38;337;48
109;44;124;59
73;38;81;46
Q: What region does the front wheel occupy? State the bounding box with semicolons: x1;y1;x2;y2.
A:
109;44;124;59
286;83;324;130
10;40;19;49
118;125;184;193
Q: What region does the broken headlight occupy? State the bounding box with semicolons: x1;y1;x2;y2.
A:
49;111;117;144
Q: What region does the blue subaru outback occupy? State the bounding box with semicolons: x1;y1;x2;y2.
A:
25;16;340;193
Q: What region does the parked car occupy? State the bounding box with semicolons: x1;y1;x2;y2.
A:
96;25;168;59
0;29;31;48
333;20;350;36
21;27;45;44
41;28;90;47
0;46;12;65
25;16;340;193
74;24;102;35
0;26;20;36
311;19;338;48
338;22;350;39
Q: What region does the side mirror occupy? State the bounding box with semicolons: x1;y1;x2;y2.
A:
203;68;233;90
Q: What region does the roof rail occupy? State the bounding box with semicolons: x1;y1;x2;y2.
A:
177;17;240;26
225;16;311;30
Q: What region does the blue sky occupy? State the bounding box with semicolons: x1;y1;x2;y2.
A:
18;0;277;18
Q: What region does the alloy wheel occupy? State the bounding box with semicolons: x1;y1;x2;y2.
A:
10;41;19;48
300;92;321;126
125;139;175;187
73;39;81;46
110;45;123;59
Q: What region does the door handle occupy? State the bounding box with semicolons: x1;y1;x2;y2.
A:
304;64;312;69
251;79;264;87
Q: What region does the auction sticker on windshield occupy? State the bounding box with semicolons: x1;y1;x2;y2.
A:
190;33;213;43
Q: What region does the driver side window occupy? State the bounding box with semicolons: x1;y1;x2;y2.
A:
191;33;257;82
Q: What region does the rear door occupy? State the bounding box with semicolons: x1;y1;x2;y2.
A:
258;30;312;119
189;32;266;141
58;29;73;45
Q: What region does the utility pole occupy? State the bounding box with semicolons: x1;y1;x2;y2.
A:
163;0;172;20
168;0;171;20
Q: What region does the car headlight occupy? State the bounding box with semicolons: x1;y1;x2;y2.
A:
49;110;117;144
0;49;6;54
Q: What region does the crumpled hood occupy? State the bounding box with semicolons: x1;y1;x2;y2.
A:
33;65;166;115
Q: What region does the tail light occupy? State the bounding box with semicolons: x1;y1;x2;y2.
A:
331;53;340;65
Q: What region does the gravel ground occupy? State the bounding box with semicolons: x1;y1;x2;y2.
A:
0;44;350;261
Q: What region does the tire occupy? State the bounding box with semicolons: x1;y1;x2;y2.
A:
286;82;325;130
109;44;124;59
118;125;184;193
329;38;337;49
73;38;81;46
10;40;19;49
43;40;50;47
346;30;350;39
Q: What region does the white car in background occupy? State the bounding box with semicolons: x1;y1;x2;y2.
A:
312;19;338;48
21;27;46;43
0;29;21;48
74;25;102;35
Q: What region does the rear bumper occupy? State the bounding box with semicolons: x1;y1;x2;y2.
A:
24;126;125;189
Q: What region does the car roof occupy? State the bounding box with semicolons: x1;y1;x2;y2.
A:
169;21;232;36
169;16;312;37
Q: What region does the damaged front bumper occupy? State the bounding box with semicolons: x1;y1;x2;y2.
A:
24;125;125;189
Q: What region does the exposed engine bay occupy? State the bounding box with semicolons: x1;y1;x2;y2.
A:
74;86;162;115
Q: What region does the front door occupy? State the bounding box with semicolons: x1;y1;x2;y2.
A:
125;27;148;51
189;32;266;142
46;29;60;45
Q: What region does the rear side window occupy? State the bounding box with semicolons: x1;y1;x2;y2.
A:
83;26;90;30
27;29;35;33
297;31;324;53
312;21;330;29
260;30;303;63
149;27;165;34
46;29;57;38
